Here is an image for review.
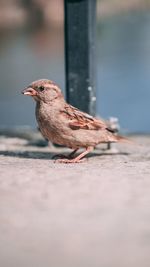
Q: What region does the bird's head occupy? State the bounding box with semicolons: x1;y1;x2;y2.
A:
22;79;63;103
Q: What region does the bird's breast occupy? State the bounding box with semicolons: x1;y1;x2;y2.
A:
35;103;72;145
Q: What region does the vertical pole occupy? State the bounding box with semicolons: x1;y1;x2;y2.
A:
64;0;96;116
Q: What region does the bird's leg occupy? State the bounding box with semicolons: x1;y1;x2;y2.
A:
68;148;79;159
55;146;94;163
70;147;93;163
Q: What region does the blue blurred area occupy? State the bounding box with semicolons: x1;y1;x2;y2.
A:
0;7;150;133
0;27;65;128
97;11;150;133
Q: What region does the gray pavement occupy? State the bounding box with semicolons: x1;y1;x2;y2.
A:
0;134;150;267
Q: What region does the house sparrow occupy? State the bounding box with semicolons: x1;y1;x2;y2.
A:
22;79;128;163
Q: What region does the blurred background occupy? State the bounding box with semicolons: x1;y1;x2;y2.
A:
0;0;150;133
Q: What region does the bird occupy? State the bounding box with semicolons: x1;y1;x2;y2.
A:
22;79;128;163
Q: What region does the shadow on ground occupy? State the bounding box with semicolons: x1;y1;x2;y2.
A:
0;149;129;160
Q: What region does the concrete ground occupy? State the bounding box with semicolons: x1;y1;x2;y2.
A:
0;132;150;267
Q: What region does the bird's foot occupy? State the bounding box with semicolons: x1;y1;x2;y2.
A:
53;147;93;163
54;158;85;164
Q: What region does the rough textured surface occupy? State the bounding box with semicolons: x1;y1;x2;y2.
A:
0;134;150;267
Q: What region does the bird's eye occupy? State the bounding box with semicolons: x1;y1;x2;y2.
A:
39;86;45;92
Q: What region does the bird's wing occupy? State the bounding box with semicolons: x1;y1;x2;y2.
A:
61;105;111;131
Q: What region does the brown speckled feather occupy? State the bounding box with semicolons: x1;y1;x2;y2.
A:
62;104;107;130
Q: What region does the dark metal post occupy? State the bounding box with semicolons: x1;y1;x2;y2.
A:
64;0;96;115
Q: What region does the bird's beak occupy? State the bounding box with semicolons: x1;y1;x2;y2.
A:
22;87;37;96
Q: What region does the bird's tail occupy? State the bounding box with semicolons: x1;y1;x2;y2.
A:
114;134;133;144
